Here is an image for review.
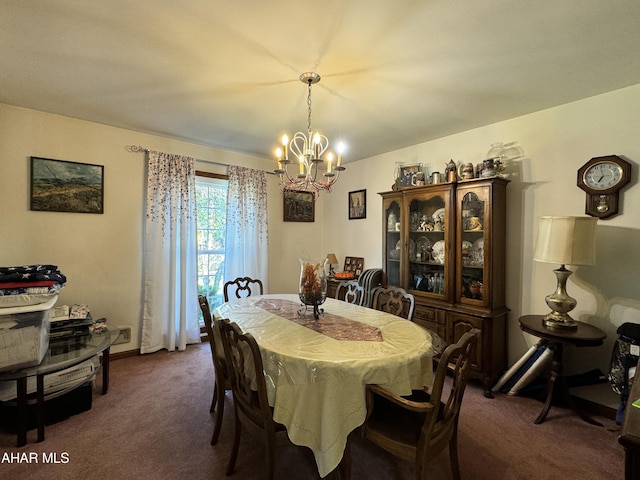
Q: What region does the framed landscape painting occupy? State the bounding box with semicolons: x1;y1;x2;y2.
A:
283;190;315;222
30;157;104;214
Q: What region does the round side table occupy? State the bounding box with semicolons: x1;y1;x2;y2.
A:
518;315;606;425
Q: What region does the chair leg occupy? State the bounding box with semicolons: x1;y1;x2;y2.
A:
449;430;461;480
211;385;225;445
264;432;276;480
226;413;241;476
210;383;218;413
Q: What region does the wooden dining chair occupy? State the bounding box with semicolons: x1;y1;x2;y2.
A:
361;329;479;480
223;276;264;302
198;295;232;446
335;280;365;306
372;286;415;321
219;318;287;480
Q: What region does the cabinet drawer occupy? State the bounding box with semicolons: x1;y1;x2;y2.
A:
413;305;446;339
413;305;445;323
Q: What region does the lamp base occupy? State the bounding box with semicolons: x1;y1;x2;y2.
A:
543;311;578;329
543;265;579;329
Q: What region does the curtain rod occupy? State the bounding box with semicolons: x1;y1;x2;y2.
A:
125;145;275;175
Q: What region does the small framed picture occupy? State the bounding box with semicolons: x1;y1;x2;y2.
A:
397;163;422;188
344;257;364;277
283;190;315;222
348;189;366;220
30;156;104;214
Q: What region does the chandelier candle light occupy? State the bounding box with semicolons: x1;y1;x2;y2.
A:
275;72;345;193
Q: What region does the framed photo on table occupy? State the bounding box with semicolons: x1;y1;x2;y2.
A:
283;190;315;222
344;257;364;277
30;156;104;214
348;189;366;219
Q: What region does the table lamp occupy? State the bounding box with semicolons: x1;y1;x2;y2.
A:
533;216;597;329
326;253;339;276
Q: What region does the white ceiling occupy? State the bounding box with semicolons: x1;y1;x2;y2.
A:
1;1;639;163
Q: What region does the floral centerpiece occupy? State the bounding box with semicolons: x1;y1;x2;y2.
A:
298;259;328;319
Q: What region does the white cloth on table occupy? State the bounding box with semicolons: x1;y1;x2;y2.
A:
215;294;436;478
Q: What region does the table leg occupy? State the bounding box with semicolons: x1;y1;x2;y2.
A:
36;374;45;442
16;377;27;447
102;347;110;394
535;343;562;424
535;342;602;426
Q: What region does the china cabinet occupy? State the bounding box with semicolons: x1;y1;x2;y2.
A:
380;177;509;396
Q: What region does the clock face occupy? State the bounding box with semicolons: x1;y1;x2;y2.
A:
583;161;624;191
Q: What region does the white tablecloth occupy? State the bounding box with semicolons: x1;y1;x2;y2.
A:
215;294;437;477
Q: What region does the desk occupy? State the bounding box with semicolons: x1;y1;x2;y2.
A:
0;324;119;446
518;315;606;425
215;294;438;478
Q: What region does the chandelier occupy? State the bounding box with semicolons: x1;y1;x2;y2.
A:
274;72;345;193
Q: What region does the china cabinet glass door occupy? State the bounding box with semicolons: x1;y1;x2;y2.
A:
405;187;452;301
457;188;488;306
383;196;402;287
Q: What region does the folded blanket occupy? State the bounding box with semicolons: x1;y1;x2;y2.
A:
0;265;67;284
0;283;64;295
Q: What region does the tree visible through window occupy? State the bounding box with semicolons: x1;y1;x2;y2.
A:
196;173;228;318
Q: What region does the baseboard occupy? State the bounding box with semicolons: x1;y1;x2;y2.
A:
571;394;617;420
110;349;140;361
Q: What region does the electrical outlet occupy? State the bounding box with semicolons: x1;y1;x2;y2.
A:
113;327;131;345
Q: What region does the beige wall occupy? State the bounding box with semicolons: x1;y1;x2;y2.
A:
0;104;285;352
1;84;639;374
321;84;640;373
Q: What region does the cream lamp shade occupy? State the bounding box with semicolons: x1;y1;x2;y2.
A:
533;216;597;266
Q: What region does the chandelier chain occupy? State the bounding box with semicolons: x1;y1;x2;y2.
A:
307;81;313;136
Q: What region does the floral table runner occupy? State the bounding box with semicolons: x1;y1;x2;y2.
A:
255;298;383;342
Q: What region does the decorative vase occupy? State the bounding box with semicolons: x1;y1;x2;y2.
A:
485;142;507;176
298;259;328;319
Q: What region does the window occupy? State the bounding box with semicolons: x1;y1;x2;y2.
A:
196;172;228;317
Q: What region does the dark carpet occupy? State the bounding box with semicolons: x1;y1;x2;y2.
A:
0;342;624;479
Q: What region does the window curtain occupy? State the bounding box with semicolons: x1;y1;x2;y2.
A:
141;150;201;354
225;166;268;290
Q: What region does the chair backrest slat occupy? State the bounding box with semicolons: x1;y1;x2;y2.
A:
219;319;272;425
223;276;264;302
372;286;415;321
335;280;365;306
198;295;227;379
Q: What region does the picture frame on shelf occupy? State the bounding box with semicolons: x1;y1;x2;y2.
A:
397;163;422;188
283;190;315;222
343;256;364;277
348;189;366;220
30;156;104;214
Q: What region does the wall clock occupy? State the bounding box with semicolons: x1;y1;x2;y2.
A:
577;155;631;219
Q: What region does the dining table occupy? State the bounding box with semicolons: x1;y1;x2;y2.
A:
214;293;441;478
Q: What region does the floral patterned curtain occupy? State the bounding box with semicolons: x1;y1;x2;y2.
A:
225;166;268;291
141;150;201;353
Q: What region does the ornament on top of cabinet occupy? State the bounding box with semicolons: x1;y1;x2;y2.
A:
577;155;632;219
445;160;458;182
